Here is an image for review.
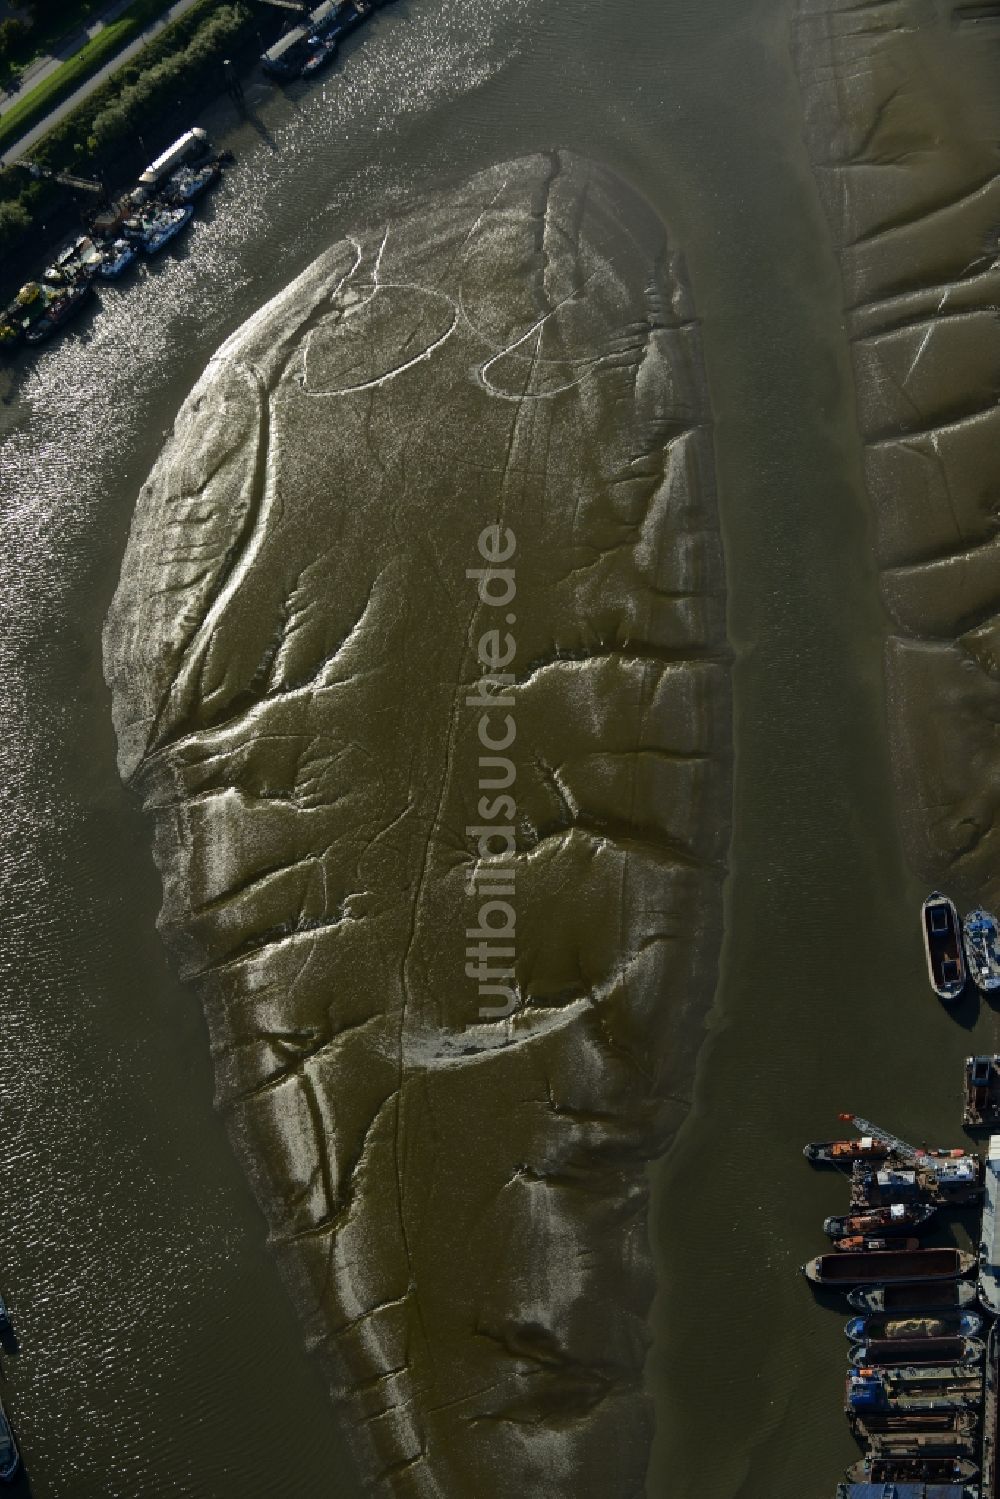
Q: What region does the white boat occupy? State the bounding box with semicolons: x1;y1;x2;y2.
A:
99;238;137;279
964;906;1000;992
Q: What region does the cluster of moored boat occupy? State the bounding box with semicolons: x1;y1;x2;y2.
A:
803;1115;991;1499
261;0;396;81
0;129;230;354
922;892;1000;1004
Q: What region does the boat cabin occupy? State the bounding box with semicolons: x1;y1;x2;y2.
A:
262;25;310;77
138;129;210;189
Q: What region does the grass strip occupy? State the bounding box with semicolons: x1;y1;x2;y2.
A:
0;0;177;154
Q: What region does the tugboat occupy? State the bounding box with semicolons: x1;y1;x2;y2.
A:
825;1202;936;1238
922;890;966;1002
0;1399;19;1483
964;906;1000;992
804;1134;889;1166
847;1280;979;1314
845;1311;983;1342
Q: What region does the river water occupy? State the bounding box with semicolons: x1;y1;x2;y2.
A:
0;0;981;1494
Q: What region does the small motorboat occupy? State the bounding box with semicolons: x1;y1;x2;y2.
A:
845;1311;983;1342
804;1134;889;1166
0;1399;19;1483
825;1202;936;1238
964;906;1000;993
849;1335;984;1368
922;890;966;1002
834;1236;919;1254
98;237;137;279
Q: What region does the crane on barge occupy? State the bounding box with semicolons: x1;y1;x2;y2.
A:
838;1113;980;1185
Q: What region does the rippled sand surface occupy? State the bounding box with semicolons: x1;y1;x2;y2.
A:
794;0;1000;887
104;153;730;1495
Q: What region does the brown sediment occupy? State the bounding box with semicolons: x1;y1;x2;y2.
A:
103;152;730;1496
793;0;1000;888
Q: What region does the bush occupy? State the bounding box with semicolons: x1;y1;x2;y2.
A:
0;16;27;61
0;196;31;252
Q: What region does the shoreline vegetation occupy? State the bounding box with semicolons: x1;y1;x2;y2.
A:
0;0;178;154
0;0;276;297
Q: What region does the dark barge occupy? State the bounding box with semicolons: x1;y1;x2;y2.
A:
804;1248;975;1287
922;890;966;1003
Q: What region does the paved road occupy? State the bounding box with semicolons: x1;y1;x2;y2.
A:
0;0;140;119
2;0;205;164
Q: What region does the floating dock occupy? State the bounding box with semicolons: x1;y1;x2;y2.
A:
966;1058;1000;1130
979;1139;1000;1317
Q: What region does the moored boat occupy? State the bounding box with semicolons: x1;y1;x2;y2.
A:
837;1484;978;1499
301;32;338;74
825;1202;936;1238
866;1422;979;1457
0;317;21;353
964;907;1000;993
847;1281;979;1314
845;1367;981;1415
162;160;220;204
845;1312;983;1343
803;1247;975;1287
0;1400;19;1484
853;1410;977;1444
804;1134;889;1166
98;238;137;280
923;890;966;1002
834;1235;920;1254
141;205;194;255
845;1455;979;1483
849;1336;984;1368
42;234;103;287
23;281;93;344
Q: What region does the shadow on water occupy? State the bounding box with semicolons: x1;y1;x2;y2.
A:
241;106;279;152
948;984;982;1032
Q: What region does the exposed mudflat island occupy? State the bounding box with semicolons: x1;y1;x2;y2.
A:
103;152;730;1496
794;0;1000;889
